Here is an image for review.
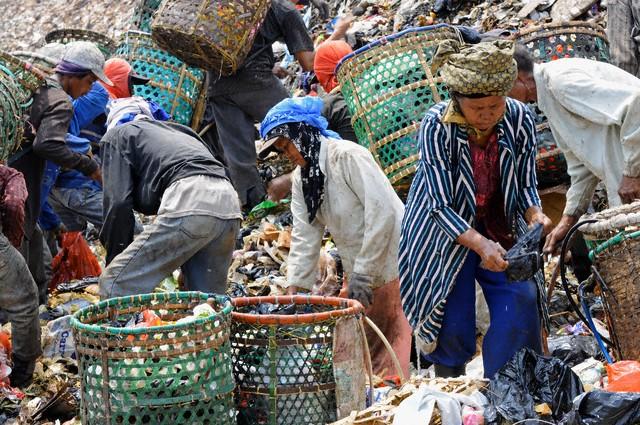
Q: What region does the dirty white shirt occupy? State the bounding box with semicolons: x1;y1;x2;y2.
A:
287;137;404;290
534;58;640;216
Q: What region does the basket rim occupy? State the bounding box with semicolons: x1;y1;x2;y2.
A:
44;28;117;50
70;291;232;335
231;295;364;325
512;20;606;40
335;23;458;75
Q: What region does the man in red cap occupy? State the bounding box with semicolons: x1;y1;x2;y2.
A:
101;58;151;99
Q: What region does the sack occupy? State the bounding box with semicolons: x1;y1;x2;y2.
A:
50;232;101;291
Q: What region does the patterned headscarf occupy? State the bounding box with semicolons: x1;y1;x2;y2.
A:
265;122;325;223
431;39;517;96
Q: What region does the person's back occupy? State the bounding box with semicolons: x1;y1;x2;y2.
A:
535;57;640;210
101;119;227;215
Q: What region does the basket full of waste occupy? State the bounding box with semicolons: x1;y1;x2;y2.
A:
336;24;463;194
150;0;271;75
580;200;640;361
0;51;45;162
71;291;236;425
131;0;163;33
230;295;366;425
514;21;610;190
115;31;206;127
45;28;117;59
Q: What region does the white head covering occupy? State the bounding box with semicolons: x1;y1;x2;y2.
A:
106;96;154;131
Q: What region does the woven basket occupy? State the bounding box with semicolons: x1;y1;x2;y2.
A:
230;295;365;425
0;51;45;162
580;201;640;361
45;28;117;59
115;31;206;127
131;0;163;33
71;292;236;425
151;0;271;75
336;25;463;192
514;22;609;189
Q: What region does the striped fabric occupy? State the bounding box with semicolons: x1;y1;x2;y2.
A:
399;98;547;352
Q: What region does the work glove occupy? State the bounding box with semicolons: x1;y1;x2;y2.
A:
310;0;331;20
347;273;374;309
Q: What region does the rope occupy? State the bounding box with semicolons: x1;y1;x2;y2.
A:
357;317;375;407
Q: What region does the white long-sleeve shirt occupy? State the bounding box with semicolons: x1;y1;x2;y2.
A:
287;137;404;290
534;58;640;216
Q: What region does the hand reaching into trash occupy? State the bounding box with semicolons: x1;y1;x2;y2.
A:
272;63;293;79
618;175;640;204
328;15;355;41
525;206;553;236
457;229;508;272
267;173;293;202
543;214;578;256
347;273;373;308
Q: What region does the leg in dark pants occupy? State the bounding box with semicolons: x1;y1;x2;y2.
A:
424;252;542;378
211;77;288;208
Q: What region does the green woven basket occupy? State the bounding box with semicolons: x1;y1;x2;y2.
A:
514;21;609;190
115;31;206;127
45;28;117;59
71;292;236;425
336;25;463;194
230;295;364;425
131;0;163;33
0;51;45;162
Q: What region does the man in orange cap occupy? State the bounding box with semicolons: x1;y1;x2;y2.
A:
101;58;151;100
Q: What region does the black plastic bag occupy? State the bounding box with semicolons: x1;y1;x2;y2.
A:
548;335;603;367
560;391;640;425
485;348;584;423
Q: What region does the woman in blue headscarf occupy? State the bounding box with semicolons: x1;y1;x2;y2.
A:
259;96;412;377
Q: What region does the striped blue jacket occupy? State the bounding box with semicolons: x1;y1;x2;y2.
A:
399;98;544;351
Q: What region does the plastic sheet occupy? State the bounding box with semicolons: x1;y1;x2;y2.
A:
485;348;584;423
548;335;603;367
606;361;640;392
560;391;640;425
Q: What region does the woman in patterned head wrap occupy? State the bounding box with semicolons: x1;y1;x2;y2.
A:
399;39;553;378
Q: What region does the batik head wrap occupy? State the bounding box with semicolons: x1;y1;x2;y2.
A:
260;97;341;223
431;39;517;96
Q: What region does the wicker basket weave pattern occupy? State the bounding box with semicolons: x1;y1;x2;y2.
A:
45;28;117;59
0;52;45;162
336;25;462;192
151;0;271;75
230;295;364;425
514;22;609;189
131;0;163;33
115;31;206;127
581;201;640;361
71;292;236;425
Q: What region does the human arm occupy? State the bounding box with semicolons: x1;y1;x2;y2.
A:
286;169;325;291
68;82;109;136
607;0;639;76
327;16;354;42
281;6;316;71
99;130;136;264
0;166;28;248
31;88;99;178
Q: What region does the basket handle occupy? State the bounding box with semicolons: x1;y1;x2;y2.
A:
363;315;407;383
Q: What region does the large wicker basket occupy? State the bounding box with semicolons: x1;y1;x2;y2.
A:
151;0;271;75
336;25;463;194
45;28;117;59
115;31;206;127
0;52;45;162
513;21;609;190
131;0;163;33
10;51;57;74
71;292;236;425
580;201;640;361
230;295;366;425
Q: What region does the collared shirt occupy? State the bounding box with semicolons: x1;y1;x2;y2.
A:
287;137;405;290
607;0;640;77
534;58;640;216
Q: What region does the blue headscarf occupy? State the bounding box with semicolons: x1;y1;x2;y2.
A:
259;96;340;140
